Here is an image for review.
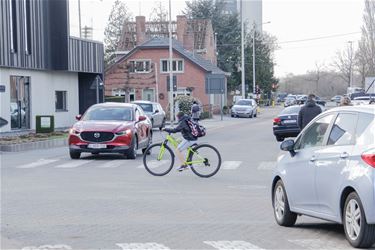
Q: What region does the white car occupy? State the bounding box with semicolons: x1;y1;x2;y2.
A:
272;105;375;248
231;99;257;118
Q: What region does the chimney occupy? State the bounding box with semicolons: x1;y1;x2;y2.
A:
176;15;187;44
136;16;146;45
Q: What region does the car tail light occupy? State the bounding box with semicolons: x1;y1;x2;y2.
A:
361;149;375;168
273;117;281;125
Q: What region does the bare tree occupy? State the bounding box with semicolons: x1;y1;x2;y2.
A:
149;1;168;22
306;61;326;96
356;0;375;82
332;42;355;88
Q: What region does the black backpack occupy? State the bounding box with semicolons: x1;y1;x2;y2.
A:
187;119;206;138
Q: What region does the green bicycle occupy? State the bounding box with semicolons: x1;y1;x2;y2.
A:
143;132;221;178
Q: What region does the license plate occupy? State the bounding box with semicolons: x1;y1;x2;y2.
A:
283;120;296;124
88;144;107;149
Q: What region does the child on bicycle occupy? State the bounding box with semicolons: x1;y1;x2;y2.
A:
163;111;198;171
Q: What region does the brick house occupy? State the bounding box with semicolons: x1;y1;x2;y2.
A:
105;15;226;111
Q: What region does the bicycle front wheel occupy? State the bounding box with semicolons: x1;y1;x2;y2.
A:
188;144;221;178
143;143;174;176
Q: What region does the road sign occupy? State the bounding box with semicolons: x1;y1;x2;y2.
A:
205;74;225;94
0;117;8;128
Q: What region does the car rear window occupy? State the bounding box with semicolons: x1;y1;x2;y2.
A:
280;106;300;115
355;112;375;146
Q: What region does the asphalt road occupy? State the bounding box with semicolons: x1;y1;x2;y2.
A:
1;106;374;250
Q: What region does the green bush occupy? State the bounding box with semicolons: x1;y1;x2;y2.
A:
105;96;124;103
174;95;200;114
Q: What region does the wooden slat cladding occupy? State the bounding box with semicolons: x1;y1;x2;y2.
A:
68;37;104;74
0;0;47;69
0;0;103;75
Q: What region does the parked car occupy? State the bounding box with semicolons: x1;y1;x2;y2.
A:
331;95;343;103
296;95;307;104
68;103;152;160
352;94;375;105
284;96;297;107
132;100;166;129
231;99;257;118
271;105;375;248
273;104;325;142
315;96;326;106
276;92;288;103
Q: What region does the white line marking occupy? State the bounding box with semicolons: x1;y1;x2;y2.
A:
22;244;72;250
289;239;352;250
221;161;242;170
54;160;94;168
116;243;170;250
204;241;265;250
257;161;277;170
16;159;59;169
137;160;169;169
97;160;125;168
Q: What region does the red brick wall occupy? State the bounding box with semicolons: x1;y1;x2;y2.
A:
105;48;209;111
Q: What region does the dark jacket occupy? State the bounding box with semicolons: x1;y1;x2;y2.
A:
165;115;197;141
298;100;322;129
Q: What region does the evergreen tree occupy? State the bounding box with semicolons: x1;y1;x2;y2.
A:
103;0;132;67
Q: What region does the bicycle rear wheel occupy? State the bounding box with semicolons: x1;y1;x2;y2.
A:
188;144;221;178
143;143;174;176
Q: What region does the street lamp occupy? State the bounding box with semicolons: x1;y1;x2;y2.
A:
252;21;271;97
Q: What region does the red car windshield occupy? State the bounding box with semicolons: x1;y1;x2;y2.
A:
82;107;133;121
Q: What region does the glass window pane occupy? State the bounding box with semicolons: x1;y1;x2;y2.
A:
162;60;168;72
178;60;183;71
136;61;144;72
172;60;177;71
328;113;357;146
297;114;333;150
145;61;150;71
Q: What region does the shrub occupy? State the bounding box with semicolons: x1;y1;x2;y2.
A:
174;95;200;115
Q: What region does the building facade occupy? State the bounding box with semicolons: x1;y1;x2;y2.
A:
0;0;104;133
105;37;226;111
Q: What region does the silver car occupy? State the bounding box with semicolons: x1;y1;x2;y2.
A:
271;105;375;248
231;99;257;118
132;101;166;130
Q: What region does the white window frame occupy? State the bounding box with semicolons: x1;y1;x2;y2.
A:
112;88;126;96
142;88;155;102
128;59;152;73
160;59;184;73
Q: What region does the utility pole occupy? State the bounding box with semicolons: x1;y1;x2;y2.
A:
78;0;82;38
252;22;256;97
168;0;174;125
241;0;245;99
348;41;353;88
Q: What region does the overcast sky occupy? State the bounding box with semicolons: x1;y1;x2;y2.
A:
69;0;365;77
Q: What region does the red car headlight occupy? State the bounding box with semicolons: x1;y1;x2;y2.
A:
115;129;131;136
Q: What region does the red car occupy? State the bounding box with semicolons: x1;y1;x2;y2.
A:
68;103;152;159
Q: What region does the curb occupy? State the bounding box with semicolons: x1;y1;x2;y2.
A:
0;138;68;152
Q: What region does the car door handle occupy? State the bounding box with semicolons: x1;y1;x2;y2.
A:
340;152;349;159
310;156;316;162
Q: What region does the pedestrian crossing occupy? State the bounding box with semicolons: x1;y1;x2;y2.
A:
11;158;279;171
20;239;354;250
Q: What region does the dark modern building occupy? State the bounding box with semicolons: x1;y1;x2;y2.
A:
0;0;104;133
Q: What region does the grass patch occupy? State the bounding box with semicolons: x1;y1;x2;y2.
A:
0;132;68;145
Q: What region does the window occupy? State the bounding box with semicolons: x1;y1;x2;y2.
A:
128;60;151;73
355;113;374;146
55;91;67;111
9;0;17;53
160;59;184;73
295;114;334;150
327;113;357;146
142;89;155;102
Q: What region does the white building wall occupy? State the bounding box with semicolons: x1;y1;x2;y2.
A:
0;68;79;132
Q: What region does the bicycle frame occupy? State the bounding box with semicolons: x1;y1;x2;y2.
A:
158;133;206;166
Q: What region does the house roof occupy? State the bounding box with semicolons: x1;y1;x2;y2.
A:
108;37;225;75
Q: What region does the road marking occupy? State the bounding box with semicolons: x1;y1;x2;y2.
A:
16;158;59;169
22;244;72;250
257;161;277;170
289;239;352;250
221;161;242;170
97;160;125;168
54;160;94;168
137;160;169;169
204;241;265;250
116;243;170;250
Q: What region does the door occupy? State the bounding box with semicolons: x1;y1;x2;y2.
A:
134;108;147;147
10;76;31;129
314;112;358;218
285;114;335;212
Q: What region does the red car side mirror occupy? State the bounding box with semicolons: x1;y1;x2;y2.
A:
138;115;147;122
75;114;82;121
